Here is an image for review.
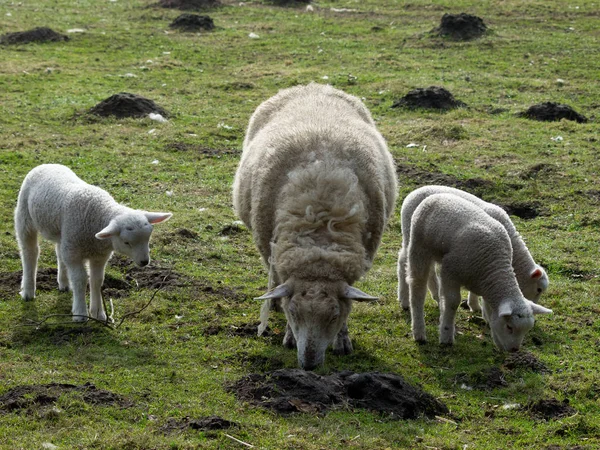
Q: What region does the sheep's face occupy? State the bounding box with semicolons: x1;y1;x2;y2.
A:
96;212;172;267
520;266;549;303
282;281;352;370
483;299;552;352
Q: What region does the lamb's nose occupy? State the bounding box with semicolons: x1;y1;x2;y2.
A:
139;259;149;267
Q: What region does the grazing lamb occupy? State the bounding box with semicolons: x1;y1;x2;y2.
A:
398;185;549;312
15;164;172;322
405;193;552;351
232;83;398;370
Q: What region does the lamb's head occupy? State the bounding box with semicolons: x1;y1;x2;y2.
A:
257;279;377;370
482;298;552;352
520;266;549;302
95;211;172;267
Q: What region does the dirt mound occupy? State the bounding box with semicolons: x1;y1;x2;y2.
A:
125;266;185;290
433;13;487;40
89;93;168;119
518;102;588;123
527;398;576;420
504;352;550;373
266;0;312;5
497;201;546;220
0;27;68;45
229;369;448;418
175;228;198;239
159;415;236;433
219;223;244;236
158;0;221;10
392;86;466;110
0;268;60;299
0;383;132;413
169;14;215;31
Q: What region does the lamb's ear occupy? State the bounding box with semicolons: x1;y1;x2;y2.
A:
498;302;513;317
343;285;379;302
95;221;120;240
527;300;553;315
531;267;544;280
255;283;292;300
145;212;173;224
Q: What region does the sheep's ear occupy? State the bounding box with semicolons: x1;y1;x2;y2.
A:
527;300;553;315
95;221;119;240
531;267;544;280
145;212;173;224
343;285;379;302
255;283;292;300
498;302;513;317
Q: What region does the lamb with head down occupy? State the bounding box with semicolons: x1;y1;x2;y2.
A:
404;193;552;352
233;83;398;370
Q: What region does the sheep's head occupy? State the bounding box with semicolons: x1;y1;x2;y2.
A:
483;298;552;352
520;266;549;303
256;279;377;370
95;211;172;267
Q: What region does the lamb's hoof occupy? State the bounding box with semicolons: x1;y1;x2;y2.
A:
333;335;353;355
20;290;35;301
89;310;108;323
72;314;88;323
439;341;454;348
283;330;296;349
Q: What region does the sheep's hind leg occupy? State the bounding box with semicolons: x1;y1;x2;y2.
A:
333;321;353;355
467;291;481;312
88;258;109;322
397;247;411;311
66;258;89;322
16;228;39;301
438;274;462;346
427;265;441;304
408;252;432;343
55;244;69;292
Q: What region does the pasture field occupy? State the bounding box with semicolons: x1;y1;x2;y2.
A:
1;0;599;448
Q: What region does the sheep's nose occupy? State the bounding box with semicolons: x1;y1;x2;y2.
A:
510;346;520;353
139;259;149;267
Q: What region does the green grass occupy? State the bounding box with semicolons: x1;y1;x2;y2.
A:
1;0;599;448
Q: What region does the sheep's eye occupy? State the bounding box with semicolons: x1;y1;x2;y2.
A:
126;227;134;231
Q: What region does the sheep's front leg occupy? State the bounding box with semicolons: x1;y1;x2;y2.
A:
427;266;441;304
408;254;431;343
438;277;462;346
333;321;353;355
17;229;39;300
89;258;109;322
397;247;410;310
66;259;89;322
55;244;69;292
283;322;296;349
467;291;481;312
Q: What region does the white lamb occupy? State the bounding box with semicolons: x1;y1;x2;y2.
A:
398;185;548;312
405;193;552;351
15;164;172;322
232;83;398;370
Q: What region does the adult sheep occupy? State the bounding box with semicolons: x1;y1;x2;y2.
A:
233;83;398;370
15;164;172;322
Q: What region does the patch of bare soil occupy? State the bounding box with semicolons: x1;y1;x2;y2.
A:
392;86;466;110
159;415;236;434
89;92;168;119
0;268;58;299
504;351;550;373
0;383;132;413
0;27;68;45
526;398;576;420
433;13;487;40
229;369;448;418
520;163;557;180
169;14;214;31
518;102;588;123
266;0;312;5
456;367;508;390
125;266;185;290
165;142;237;156
237;353;286;372
174;228;198;239
158;0;221;10
219;223;244;236
497;201;546;220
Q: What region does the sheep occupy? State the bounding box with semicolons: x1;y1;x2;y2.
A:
398;185;548;312
232;83;398;369
14;164;172;322
404;193;552;351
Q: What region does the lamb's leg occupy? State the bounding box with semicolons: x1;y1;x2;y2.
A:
408;250;432;343
438;274;462;346
467;291;481;312
16;228;39;301
88;258;109;322
397;247;410;310
427;265;441;304
65;258;89;322
333;321;353;355
283;322;296;349
55;244;69;292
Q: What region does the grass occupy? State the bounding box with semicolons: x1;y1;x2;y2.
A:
1;0;599;448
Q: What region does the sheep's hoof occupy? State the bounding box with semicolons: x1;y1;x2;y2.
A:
89;310;107;322
72;314;88;323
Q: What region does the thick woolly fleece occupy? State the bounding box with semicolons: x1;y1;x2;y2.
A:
232;83;397;369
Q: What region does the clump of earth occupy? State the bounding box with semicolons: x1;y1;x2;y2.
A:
169;14;215;31
526;398;576;420
229;369;448;418
518;102;588;123
158;0;221;10
504;351;550;373
159;415;236;433
433;13;487;40
392;86;466;110
88;93;168;119
0;27;68;45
